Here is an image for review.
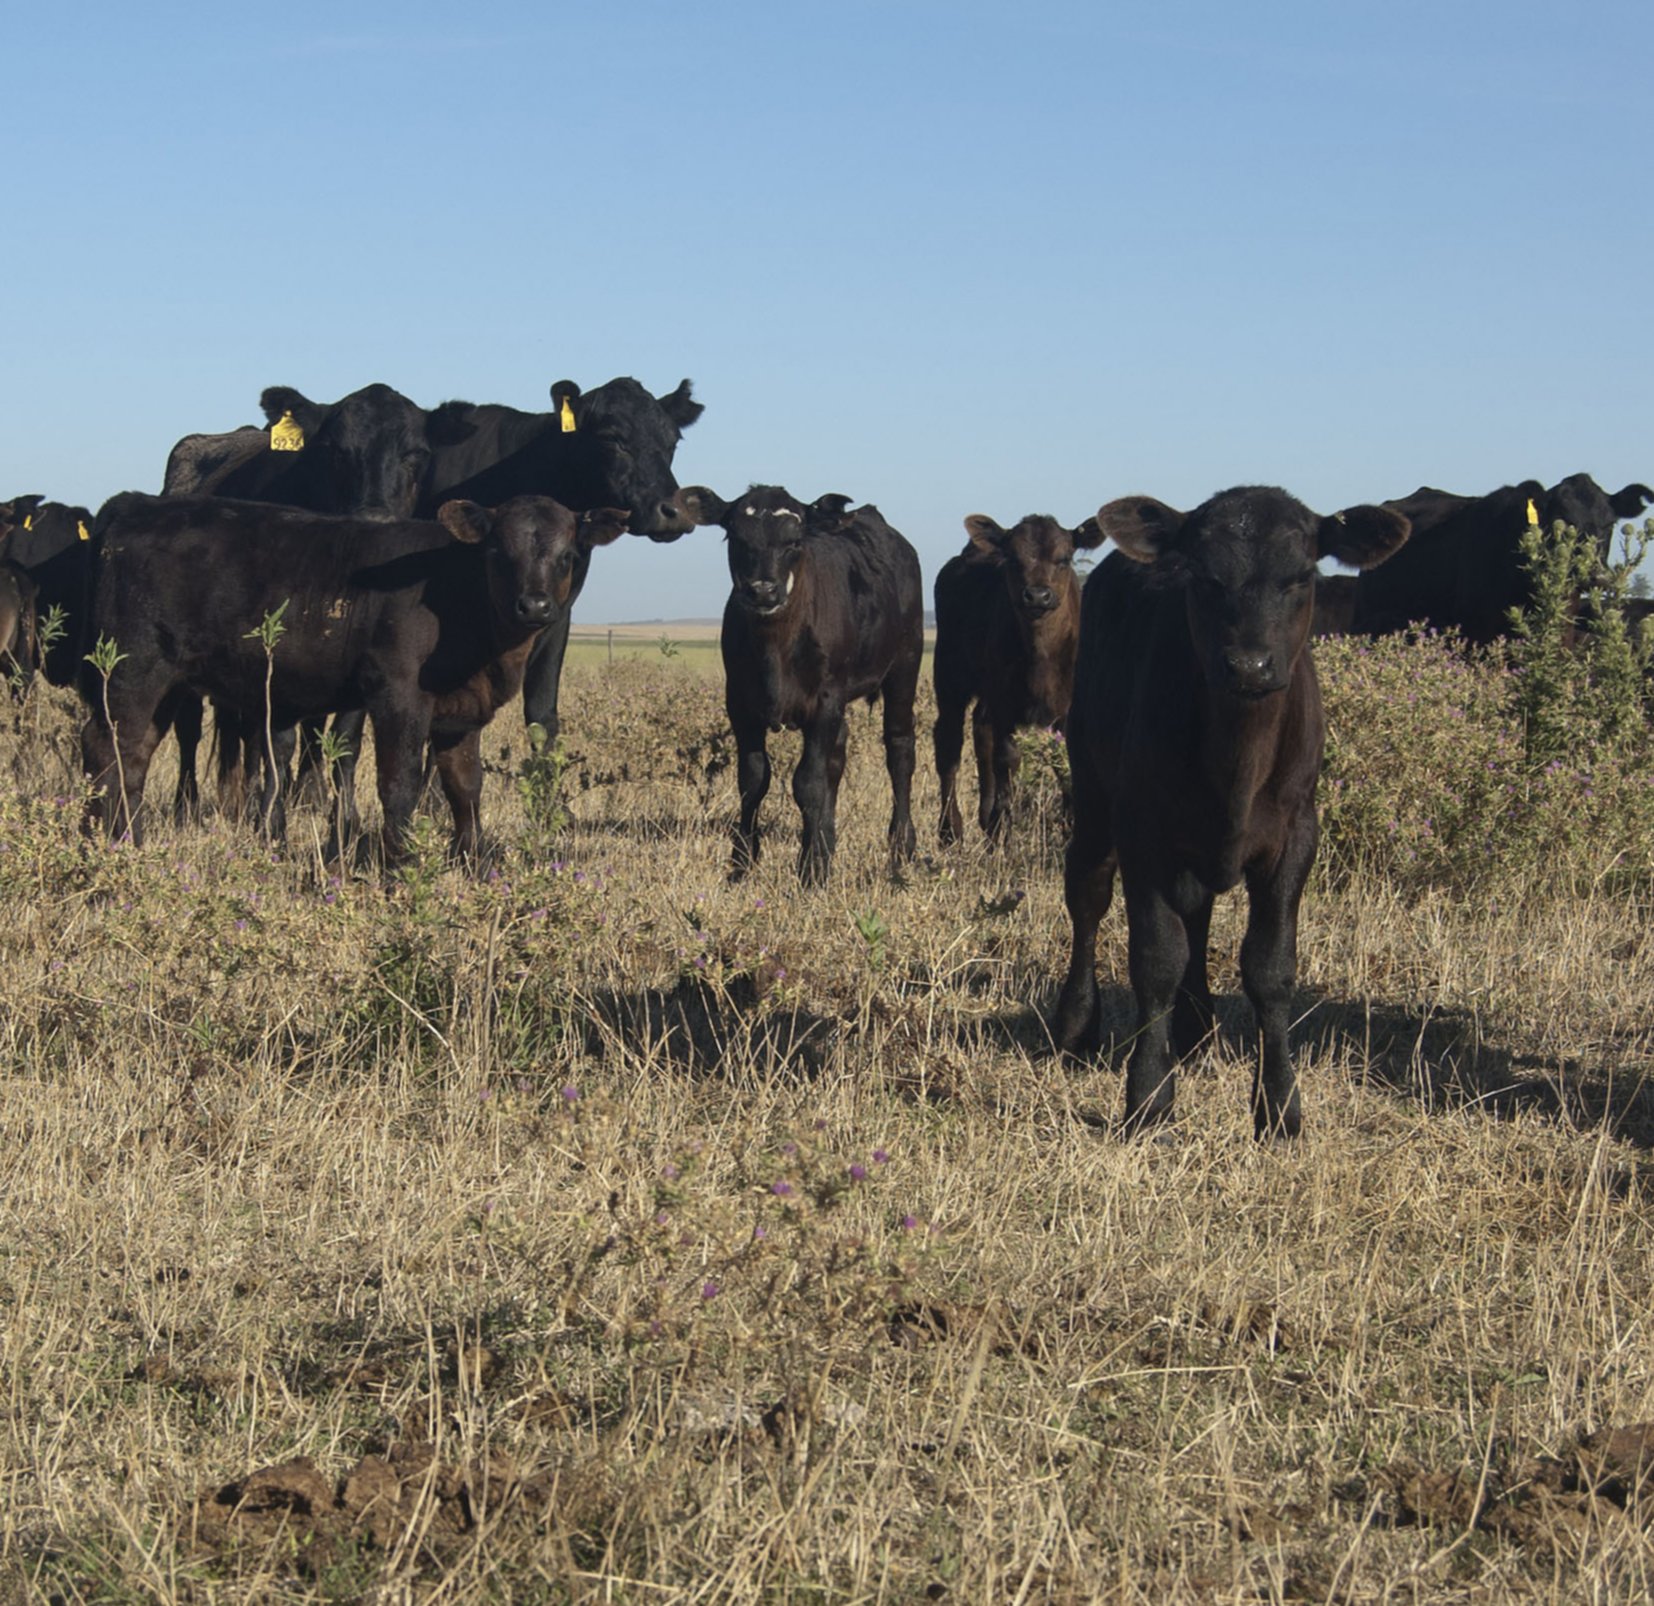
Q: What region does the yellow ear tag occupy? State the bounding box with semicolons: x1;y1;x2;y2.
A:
559;396;577;433
1526;498;1539;526
23;514;32;530
270;410;306;452
77;519;90;541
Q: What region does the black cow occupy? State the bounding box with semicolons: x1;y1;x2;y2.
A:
0;514;37;692
1348;474;1652;643
1051;486;1410;1138
162;383;433;520
683;485;923;885
1;496;97;682
933;513;1104;843
80;492;627;856
415;376;705;738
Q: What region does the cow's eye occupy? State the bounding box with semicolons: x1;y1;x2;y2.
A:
557;551;575;571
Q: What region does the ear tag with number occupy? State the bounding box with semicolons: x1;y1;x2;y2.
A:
559;396;577;433
1526;498;1539;526
270;410;306;452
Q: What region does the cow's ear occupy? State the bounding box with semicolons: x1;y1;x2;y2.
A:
578;508;630;549
1096;497;1187;564
680;486;728;527
1612;483;1654;520
258;386;326;438
550;380;582;434
963;515;1008;556
808;494;853;532
1071;514;1107;550
1319;505;1411;570
660;379;703;431
437;500;492;544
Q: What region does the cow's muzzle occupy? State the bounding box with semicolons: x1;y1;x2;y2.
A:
737;575;791;616
515;594;555;625
637;496;696;543
1222;650;1286;698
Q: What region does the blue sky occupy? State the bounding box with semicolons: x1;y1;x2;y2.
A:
6;1;1651;620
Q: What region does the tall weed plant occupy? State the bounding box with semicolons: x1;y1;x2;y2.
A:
1317;518;1654;900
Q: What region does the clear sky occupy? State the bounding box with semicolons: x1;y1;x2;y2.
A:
6;1;1651;621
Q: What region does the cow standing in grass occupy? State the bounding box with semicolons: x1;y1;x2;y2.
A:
1349;474;1652;643
933;512;1103;843
1051;486;1410;1138
684;485;923;885
80;492;626;858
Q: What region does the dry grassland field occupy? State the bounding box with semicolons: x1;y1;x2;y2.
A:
3;605;1654;1601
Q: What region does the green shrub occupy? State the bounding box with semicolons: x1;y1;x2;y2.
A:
1316;519;1654;900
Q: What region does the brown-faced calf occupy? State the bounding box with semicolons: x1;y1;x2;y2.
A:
932;512;1104;842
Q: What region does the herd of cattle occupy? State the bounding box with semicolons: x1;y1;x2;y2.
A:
1;372;1649;1138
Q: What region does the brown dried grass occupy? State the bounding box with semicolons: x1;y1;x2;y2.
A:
0;656;1651;1602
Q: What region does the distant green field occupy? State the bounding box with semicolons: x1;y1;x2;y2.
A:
564;634;725;676
565;631;937;679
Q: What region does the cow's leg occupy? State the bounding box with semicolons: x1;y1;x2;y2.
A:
1173;892;1217;1061
431;728;485;861
292;716;331;806
984;713;1021;841
972;703;996;835
881;653;919;866
369;700;432;865
1121;869;1188;1134
1241;807;1316;1141
794;705;846;886
325;710;367;844
254;724;297;841
169;693;204;824
214;705;250;823
934;691;968;845
730;714;771;879
82;695;167;846
1052;813;1115;1056
521;612;572;742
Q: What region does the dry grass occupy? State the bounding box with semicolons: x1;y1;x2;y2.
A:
1;659;1652;1603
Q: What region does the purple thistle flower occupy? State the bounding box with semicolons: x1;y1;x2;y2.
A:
849;1164;868;1183
771;1180;795;1198
561;1084;580;1103
901;1214;920;1231
661;1163;680;1180
701;1281;720;1300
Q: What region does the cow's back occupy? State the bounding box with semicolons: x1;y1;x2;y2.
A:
89;494;449;714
